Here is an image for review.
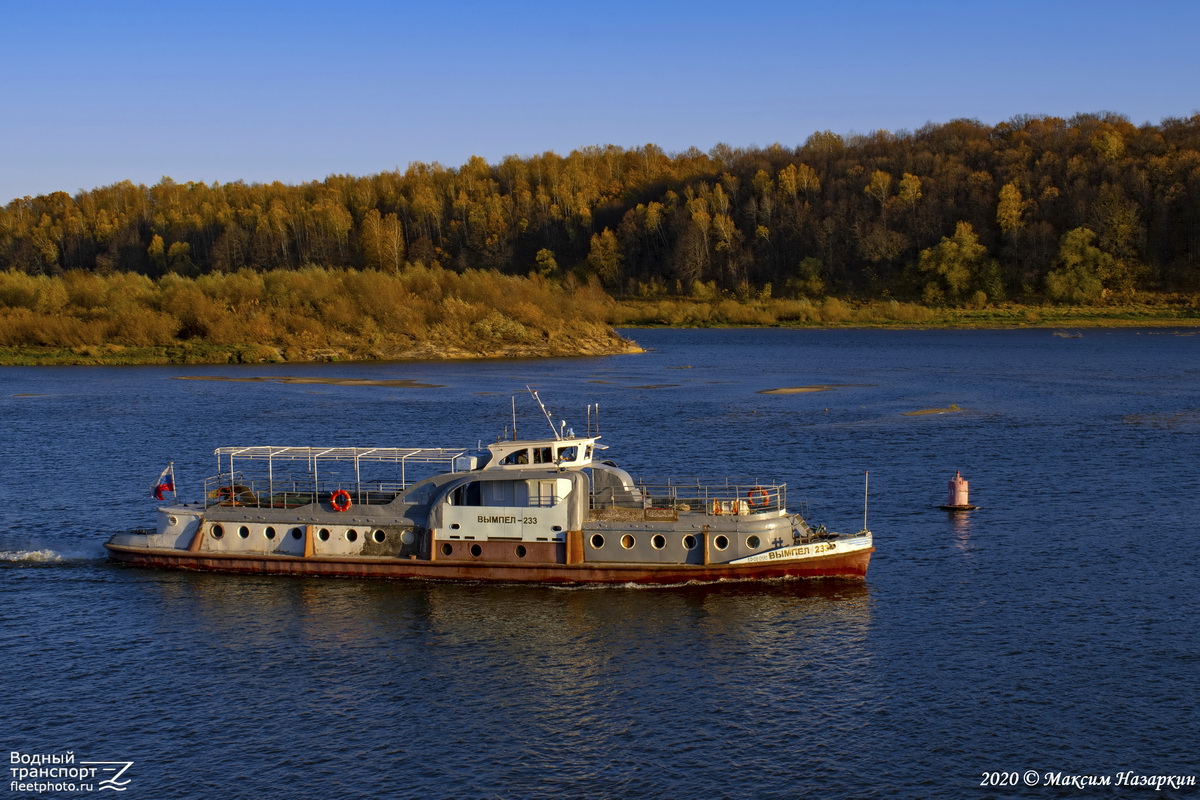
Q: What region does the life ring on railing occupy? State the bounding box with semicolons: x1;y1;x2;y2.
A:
747;487;770;507
711;499;722;516
330;489;352;512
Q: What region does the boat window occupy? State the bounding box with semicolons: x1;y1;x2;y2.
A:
714;535;729;550
318;528;330;542
652;534;666;550
211;524;224;539
556;445;578;463
451;482;483;506
746;535;760;549
621;534;635;549
683;535;697;550
347;530;358;543
372;530;386;543
265;527;276;540
500;449;530;465
532;446;553;464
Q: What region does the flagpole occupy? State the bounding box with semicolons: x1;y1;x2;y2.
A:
169;461;177;500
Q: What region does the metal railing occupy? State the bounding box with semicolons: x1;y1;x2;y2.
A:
590;477;786;516
202;474;409;510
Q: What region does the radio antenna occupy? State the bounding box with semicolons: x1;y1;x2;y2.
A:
511;396;517;440
527;386;559;439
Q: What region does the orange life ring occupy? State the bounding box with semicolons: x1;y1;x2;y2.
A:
748;487;769;507
330;489;352;512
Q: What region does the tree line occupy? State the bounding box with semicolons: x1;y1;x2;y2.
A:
3;112;1199;305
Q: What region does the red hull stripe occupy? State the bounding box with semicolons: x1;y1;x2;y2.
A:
104;544;872;585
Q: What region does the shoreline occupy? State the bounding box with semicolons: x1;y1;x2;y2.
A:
2;309;1196;367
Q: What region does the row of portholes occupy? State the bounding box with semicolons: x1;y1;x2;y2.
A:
210;524;387;544
440;543;529;559
588;533;762;551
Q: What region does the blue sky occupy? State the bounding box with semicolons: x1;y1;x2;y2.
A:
2;0;1197;203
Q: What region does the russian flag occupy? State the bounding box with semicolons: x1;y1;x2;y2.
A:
151;464;174;501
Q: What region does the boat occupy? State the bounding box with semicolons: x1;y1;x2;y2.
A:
105;401;873;585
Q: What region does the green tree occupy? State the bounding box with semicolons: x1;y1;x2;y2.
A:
917;221;990;303
1045;227;1110;304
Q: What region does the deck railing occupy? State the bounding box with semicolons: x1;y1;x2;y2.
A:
202;474;408;510
590;477;786;516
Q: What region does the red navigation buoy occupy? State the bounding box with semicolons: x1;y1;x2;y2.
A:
939;470;978;511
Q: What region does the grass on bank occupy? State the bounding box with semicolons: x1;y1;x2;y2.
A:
0;266;629;365
607;295;1200;328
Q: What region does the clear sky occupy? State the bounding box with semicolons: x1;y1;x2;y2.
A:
2;0;1197;203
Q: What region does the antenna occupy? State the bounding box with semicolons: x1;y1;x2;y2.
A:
586;404;591;437
595;403;600;436
527;386;559;439
511;396;517;440
863;471;870;533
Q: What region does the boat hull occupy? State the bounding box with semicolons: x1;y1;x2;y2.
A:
103;542;873;585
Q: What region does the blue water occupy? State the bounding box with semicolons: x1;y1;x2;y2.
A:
2;328;1198;799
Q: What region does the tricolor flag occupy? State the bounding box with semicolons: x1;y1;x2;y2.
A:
151;463;175;501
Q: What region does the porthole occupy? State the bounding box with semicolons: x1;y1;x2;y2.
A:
210;524;224;539
237;525;249;539
683;534;697;550
441;543;453;556
590;533;605;549
714;535;729;550
621;534;635;549
516;545;527;558
746;535;761;549
168;515;179;526
372;529;386;543
470;544;482;557
400;530;415;545
318;528;330;542
551;525;562;532
450;523;460;530
651;534;666;550
290;528;302;540
346;529;358;543
265;526;276;540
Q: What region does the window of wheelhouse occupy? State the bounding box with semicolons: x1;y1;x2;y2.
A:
555;445;578;463
500;449;530;465
532;446;553;464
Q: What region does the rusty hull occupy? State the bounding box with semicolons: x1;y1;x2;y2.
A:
104;542;873;585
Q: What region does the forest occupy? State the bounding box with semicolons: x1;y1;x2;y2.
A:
2;112;1200;362
4;112;1200;307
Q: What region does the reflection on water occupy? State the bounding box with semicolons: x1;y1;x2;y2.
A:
947;509;974;552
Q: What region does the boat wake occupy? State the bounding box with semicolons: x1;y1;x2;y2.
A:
0;546;106;564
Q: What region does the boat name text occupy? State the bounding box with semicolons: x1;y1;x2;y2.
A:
476;515;537;525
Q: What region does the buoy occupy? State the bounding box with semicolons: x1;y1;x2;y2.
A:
938;471;977;511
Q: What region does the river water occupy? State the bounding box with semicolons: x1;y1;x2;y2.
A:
2;328;1198;799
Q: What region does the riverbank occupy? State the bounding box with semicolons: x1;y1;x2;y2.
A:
0;266;640;366
607;296;1200;329
0;329;642;366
